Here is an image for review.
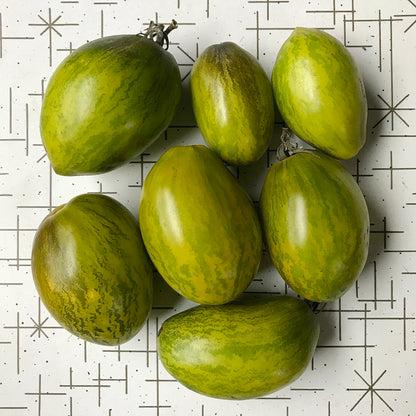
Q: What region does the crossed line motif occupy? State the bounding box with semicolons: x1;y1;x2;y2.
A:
347;357;400;413
29;8;78;66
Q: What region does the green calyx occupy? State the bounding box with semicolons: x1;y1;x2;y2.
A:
138;19;178;49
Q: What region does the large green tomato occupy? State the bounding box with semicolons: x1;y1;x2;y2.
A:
139;145;263;305
158;295;319;399
272;27;367;159
40;22;181;175
190;42;275;166
31;194;153;345
260;150;370;302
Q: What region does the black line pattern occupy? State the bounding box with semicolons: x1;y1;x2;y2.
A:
347;357;401;413
28;8;78;66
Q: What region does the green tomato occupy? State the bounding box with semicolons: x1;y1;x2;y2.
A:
272;27;367;159
191;42;275;166
158;295;319;399
260;150;370;302
32;194;153;345
40;24;181;175
139;145;263;305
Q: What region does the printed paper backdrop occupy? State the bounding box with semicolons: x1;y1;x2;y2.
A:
1;0;415;415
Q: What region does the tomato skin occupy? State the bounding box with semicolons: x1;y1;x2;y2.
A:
31;194;154;345
190;42;275;166
260;150;370;302
40;34;181;175
139;145;263;305
272;27;367;159
157;295;319;400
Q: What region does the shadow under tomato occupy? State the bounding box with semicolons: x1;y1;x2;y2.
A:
151;269;184;311
358;178;388;276
358;78;387;161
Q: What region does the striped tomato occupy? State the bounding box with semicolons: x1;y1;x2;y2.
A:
139;145;262;305
190;42;275;166
31;194;153;345
40;21;181;175
260;150;370;302
272;27;367;159
157;295;320;399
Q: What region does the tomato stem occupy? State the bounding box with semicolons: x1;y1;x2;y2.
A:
277;127;301;161
304;299;325;314
139;19;178;50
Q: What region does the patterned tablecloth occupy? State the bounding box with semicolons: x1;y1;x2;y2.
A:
1;1;415;415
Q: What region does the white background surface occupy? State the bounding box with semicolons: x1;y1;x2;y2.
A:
1;0;416;415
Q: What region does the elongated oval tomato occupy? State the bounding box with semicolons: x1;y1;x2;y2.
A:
40;24;181;175
157;295;319;399
139;145;263;305
190;42;275;166
272;27;367;159
260;150;370;302
31;194;153;345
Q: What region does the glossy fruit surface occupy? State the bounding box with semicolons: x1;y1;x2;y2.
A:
190;42;274;166
31;193;153;345
157;295;320;399
139;145;262;305
272;27;367;159
260;150;370;302
40;29;181;175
